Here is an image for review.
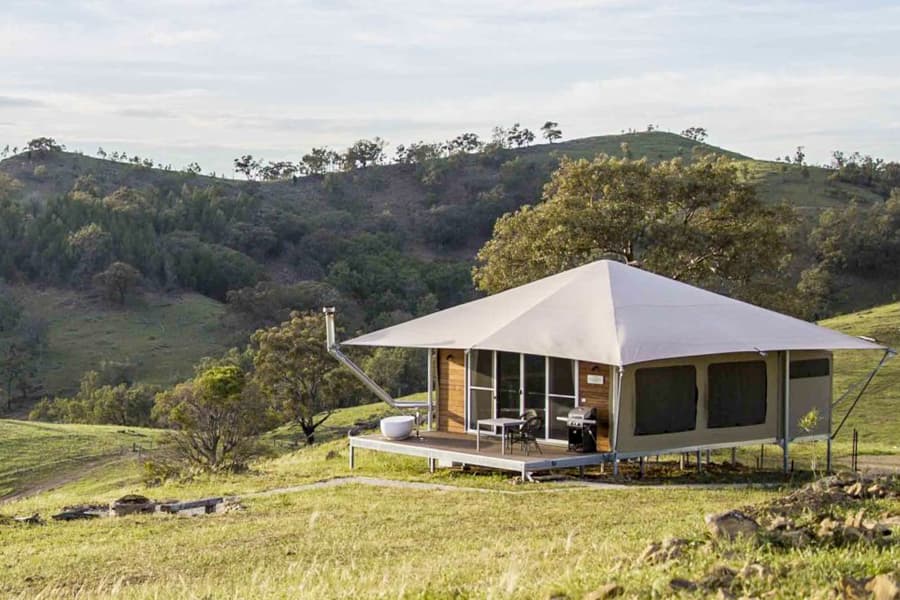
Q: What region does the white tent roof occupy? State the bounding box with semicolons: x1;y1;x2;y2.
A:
343;260;883;366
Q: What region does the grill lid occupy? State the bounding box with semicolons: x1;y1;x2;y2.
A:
567;406;596;420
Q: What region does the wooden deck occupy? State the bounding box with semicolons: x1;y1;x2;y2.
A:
349;431;612;477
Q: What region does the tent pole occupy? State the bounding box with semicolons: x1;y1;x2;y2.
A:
612;366;624;477
783;350;791;474
426;348;433;431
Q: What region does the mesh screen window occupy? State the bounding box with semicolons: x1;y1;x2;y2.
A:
790;358;830;379
634;366;697;435
707;361;767;428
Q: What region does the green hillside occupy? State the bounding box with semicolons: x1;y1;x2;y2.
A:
823;302;900;450
7;286;234;398
0;420;161;498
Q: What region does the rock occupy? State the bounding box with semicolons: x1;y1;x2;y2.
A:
866;574;900;600
817;517;839;539
669;578;697;591
347;426;362;437
776;529;813;548
842;526;867;543
111;494;156;516
700;564;736;590
636;542;661;564
636;538;688;564
839;576;869;599
846;482;865;498
583;583;623;599
738;562;771;580
845;509;865;529
52;510;100;521
767;515;791;531
705;510;760;541
868;483;887;498
12;513;44;525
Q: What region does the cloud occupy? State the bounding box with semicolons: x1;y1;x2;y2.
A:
115;107;178;119
0;95;44;108
149;28;221;47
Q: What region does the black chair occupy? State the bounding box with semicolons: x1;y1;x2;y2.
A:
507;410;543;456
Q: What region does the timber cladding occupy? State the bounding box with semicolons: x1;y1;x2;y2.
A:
438;349;465;433
578;361;612;451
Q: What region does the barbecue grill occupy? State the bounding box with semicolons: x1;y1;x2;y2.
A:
566;406;597;453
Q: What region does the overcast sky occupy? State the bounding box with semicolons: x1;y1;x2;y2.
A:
2;0;899;175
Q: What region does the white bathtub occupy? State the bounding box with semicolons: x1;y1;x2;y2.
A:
380;415;415;440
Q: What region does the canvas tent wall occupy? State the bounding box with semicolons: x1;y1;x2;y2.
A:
612;350;833;457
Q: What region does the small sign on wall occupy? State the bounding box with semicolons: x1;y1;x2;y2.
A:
586;374;605;385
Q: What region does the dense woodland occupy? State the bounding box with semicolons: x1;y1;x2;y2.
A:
1;128;899;462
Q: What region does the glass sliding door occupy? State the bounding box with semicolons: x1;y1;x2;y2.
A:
466;350;577;443
468;350;494;428
548;357;577;440
495;351;521;419
523;354;547;434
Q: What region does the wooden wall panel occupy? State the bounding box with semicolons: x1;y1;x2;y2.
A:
579;361;612;451
438;349;466;433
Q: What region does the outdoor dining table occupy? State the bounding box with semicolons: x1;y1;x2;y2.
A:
475;417;526;455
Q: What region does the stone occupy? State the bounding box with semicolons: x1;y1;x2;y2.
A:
767;516;791;531
583;583;623;600
777;529;813;548
846;482;865;498
636;542;661;564
817;517;838;537
705;510;760;541
866;574;900;600
845;509;865;529
12;513;44;525
738;562;771;580
700;565;737;590
669;578;697;591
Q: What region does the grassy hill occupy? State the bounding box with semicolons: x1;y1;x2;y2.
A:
823;302;900;451
5;285;234;399
0;420;161;499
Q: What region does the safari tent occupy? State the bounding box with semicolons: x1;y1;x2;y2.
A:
329;260;890;477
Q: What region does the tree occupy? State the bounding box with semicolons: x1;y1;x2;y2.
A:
680;127;708;142
299;147;339;175
182;162;202;175
258;161;297;181
342;138;387;170
1;342;36;410
153;365;272;470
25;137;62;157
66;223;112;284
793;146;806;166
252;311;352;444
234;154;261;180
473;154;794;306
506;123;535;148
541;121;562;143
93;262;141;305
0;287;22;334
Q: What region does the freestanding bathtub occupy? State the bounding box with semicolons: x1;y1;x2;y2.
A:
380;415;416;440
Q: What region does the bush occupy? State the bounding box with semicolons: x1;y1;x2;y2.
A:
153;365;275;470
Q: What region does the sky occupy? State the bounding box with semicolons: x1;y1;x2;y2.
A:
2;0;899;175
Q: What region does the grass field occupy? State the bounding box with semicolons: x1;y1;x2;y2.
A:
0;420;161;498
822;302;900;452
0;424;897;599
8;285;233;397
